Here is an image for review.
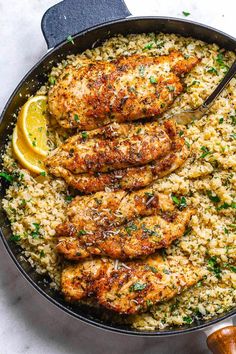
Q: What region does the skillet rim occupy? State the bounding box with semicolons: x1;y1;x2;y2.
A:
0;15;235;336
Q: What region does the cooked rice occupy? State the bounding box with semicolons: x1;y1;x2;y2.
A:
1;32;236;330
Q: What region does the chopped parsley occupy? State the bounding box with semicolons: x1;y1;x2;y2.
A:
230;133;236;140
74;114;79;122
136;128;142;134
146;299;153;307
230;115;236;125
206;190;221;203
179;130;184;137
149;76;157;84
67;35;74;44
65;195;73;202
31;223;40;239
167;85;175;92
200;146;211;158
156;41;165;49
40;171;46;177
163;269;170;274
125;223;138;235
130;282;147;292
9;234;21;242
145;192;154;198
183;227;192;236
78;229;87;236
0;172;13;183
40;250;45;258
208;256;221;279
81;131;88;140
183;316;193;324
185;140;191;149
216;53;229;71
145;265;157;273
182;11;190;17
218;117;224;124
216;202;236;211
48;76;56;85
207;67;218;75
144;42;154;50
171;194;187;210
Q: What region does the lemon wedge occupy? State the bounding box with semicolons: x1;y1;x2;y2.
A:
17;95;49;157
12;125;46;174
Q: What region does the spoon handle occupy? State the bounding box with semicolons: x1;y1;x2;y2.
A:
203;59;236;109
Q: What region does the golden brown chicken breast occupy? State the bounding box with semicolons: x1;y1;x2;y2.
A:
48;51;199;130
61;254;203;314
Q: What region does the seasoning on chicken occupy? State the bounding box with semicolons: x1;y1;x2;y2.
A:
48;51;199;130
46;120;189;193
61;254;203;314
56;194;194;260
56;189;173;234
46;121;173;174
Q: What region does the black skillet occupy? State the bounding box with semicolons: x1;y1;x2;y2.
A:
0;0;235;350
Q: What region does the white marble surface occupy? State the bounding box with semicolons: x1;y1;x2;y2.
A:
0;0;235;353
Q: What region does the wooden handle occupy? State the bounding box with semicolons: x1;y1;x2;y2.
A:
207;326;236;354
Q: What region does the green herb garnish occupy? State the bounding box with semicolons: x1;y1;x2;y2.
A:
31;223;40;239
216;202;236;211
74;114;79;122
144;42;154;50
67;35;74;44
206;190;220;203
171;194;187;210
167;85;175;92
182;11;190;17
81;131;88;140
219;117;224;124
149;76;157;84
130;282;147;292
207;67;218;75
125;223;138;235
200;146;211;158
183;316;193;324
9;234;21;242
208;256;221;279
65;195;73;202
78;229;87;236
0;172;13;183
40;171;46;177
40;250;45;258
48;76;56;85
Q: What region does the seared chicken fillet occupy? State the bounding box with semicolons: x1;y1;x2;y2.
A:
47;120;189;193
57;208;193;260
46;121;173;174
48;51;199;130
56;191;194;260
56;189;174;234
61;254;203;314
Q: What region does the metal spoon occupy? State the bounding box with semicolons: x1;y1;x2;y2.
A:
172;59;236;125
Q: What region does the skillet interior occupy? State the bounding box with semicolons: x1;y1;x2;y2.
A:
0;17;235;335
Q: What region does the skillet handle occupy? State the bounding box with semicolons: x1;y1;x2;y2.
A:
207;326;236;354
41;0;131;49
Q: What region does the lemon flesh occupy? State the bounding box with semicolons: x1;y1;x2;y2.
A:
12;125;46;174
18;95;49;157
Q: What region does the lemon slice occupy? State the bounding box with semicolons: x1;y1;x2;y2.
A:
18;95;49;157
12;125;46;174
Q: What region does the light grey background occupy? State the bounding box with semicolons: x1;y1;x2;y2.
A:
0;1;235;353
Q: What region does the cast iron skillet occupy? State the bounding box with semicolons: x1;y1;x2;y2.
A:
0;0;235;349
